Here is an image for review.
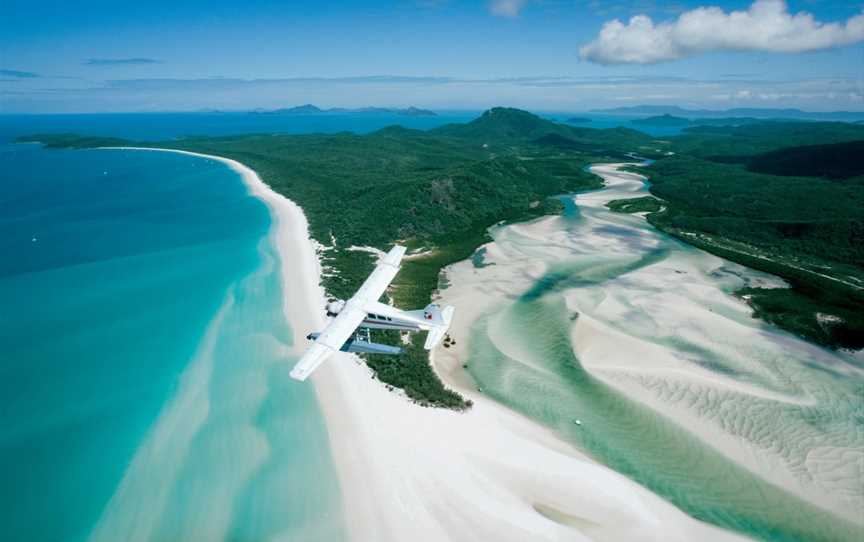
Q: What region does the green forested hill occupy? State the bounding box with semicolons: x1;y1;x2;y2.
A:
670;121;864;161
433;107;652;149
431;107;574;140
746;140;864;180
646;156;863;267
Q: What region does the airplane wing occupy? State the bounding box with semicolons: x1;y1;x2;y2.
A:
288;343;333;382
289;306;367;381
290;245;407;381
353;245;406;305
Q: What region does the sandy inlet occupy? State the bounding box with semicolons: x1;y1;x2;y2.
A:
434;163;864;541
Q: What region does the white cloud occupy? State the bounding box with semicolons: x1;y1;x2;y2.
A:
579;0;864;64
489;0;529;18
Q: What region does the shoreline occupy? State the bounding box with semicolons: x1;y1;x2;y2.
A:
106;147;744;541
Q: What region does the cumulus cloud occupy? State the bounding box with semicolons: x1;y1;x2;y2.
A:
579;0;864;64
489;0;529;18
84;58;161;66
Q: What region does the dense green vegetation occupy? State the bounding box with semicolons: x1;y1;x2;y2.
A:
20;110;864;401
747;140;864;179
739;287;864;350
365;333;468;409
645;157;864;270
640;151;864;349
670;121;864;162
606;196;664;214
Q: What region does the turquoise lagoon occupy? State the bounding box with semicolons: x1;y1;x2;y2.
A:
0;142;341;540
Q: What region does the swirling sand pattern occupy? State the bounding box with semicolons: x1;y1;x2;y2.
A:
454;164;864;541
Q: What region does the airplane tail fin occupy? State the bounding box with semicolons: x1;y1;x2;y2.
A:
423;304;455;350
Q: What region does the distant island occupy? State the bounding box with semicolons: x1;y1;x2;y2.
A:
565;117;592;124
630;114;691;127
631;114;826;128
252;104;437;116
594;105;864;122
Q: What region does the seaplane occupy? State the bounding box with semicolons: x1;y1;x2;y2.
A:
290;245;454;381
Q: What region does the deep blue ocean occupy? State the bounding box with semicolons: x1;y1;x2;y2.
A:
0;110;671;541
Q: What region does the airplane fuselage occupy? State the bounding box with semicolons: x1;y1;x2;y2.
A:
360;310;428;332
327;302;436;333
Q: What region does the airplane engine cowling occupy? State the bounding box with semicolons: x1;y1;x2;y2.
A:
326;299;346;317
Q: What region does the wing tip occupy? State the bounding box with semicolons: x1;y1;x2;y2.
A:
289;367;311;381
290;343;332;382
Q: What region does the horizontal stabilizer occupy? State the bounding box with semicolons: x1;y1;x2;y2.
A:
424;305;455;350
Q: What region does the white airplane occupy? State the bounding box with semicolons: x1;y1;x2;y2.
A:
290;245;455;381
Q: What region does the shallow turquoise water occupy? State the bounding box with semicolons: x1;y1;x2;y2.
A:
0;143;342;540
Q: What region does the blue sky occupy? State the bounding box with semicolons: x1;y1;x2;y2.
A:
2;0;862;112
